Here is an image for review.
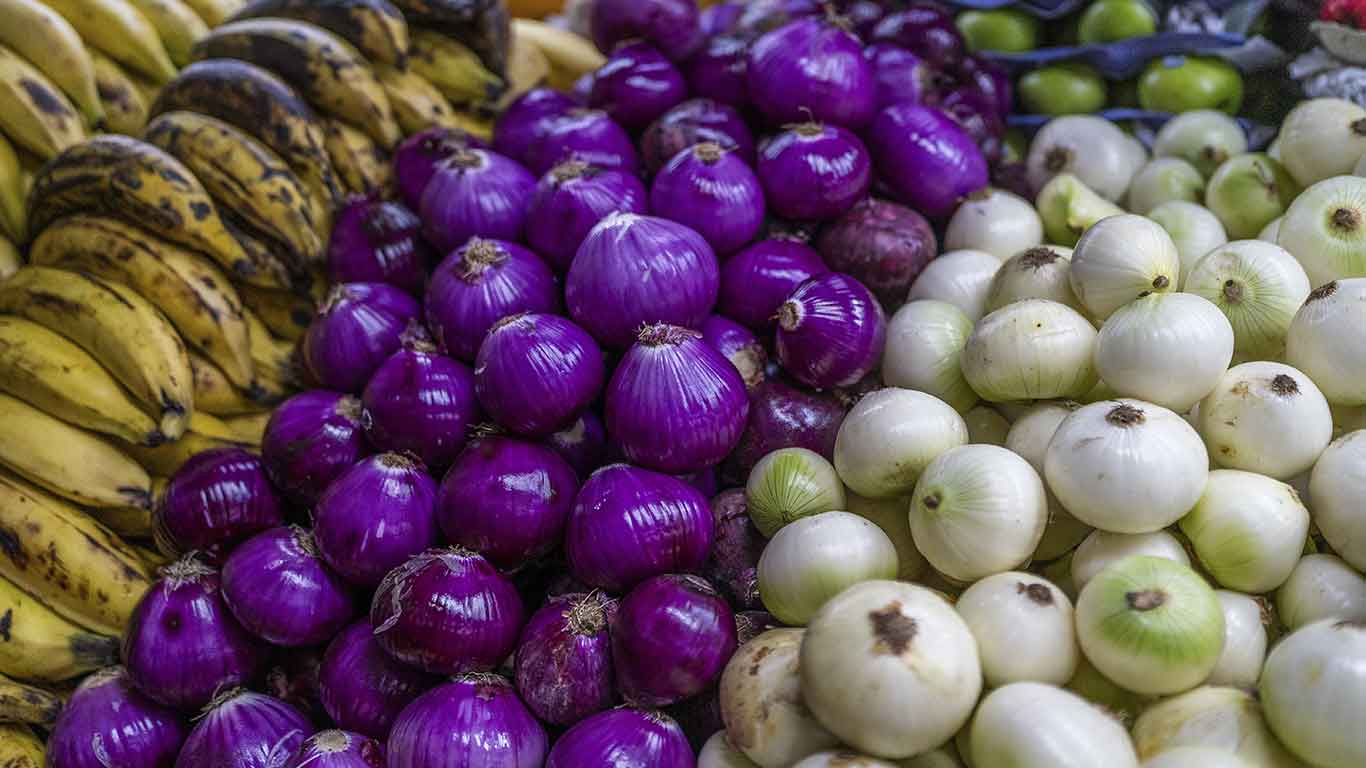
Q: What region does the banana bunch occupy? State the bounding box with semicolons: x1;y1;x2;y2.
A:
511;17;603;92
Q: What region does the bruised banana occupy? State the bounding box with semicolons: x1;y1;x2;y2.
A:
39;0;178;84
0;238;18;280
0;724;44;765
26;135;253;284
90;479;158;539
89;50;151;136
126;0;208;68
323;118;390;195
0;575;119;682
0;673;63;726
375;62;461;136
29;214;255;389
189;351;269;415
123;411;254;476
228;0;408;68
235;281;315;342
0;134;24;243
511;18;606;91
0;471;152;635
193;18;401;148
408;29;504;108
0;44;85;161
0;266;193;440
0;0;103;126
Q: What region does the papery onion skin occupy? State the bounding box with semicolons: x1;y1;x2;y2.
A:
956;572;1078;687
545;411;608;481
513;592;617;726
745;447;846;538
361;337;479;469
319;620;437;741
834;388;969;500
1277;98;1366;186
746;16;876;129
1275;553;1366;631
1027;115;1147;202
424;237;561;362
285;730;385;768
985;245;1080;314
221;526;355;647
156;447;284;559
313;453;439;588
816;198;935;308
883;300;977;413
970;682;1139;768
906;249;1001;323
1277;175;1366;288
846;493;926;582
1124;158;1205;215
707;489;765;609
701;315;768;392
1207;590;1268;689
475;313;605;437
589;42;688;131
1069;213;1181;320
1131;685;1300;766
960;299;1098;403
866;103;988;219
612;574;738;707
1148;200;1229;288
641;98;756;177
526;109;640;177
493;88;577;167
396;126;493;209
1287;279;1366;406
525;161;647;273
756;122;872;223
1094;293;1235;413
1184;240;1310;358
723;378;847;484
1035;173;1126;247
47;666;187;768
776;273;886;391
719;239;828;332
757;511;898;626
870;6;964;69
387;673;547;768
1071;530;1191;592
699;731;765;768
419;149;536;253
546;707;695;768
175;690;313;768
590;0;701;61
654;142;765;256
303;282;421;394
328;196;431;296
1180;469;1309;593
1261;619;1366;768
1310;431;1366;570
1198;361;1333;480
944;187;1044;261
686;35;749;108
1206;153;1300;240
1153;109;1248;178
719;628;839;767
262;391;369;507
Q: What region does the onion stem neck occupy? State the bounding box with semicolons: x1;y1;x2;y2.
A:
1271;374;1300;397
458;239;508;282
1222;279;1245;304
447;149;483;170
1201;145;1228;169
1151;274;1170;290
693;142;725;164
378;452;420;471
1353;118;1366;136
1125;589;1167;611
311;730;352;753
1308;281;1339;303
551;159;590;183
163;554;214;587
567;593;609;636
1018;582;1055;606
921;492;942;510
789;121;825;138
1044;147;1071;173
1019;247;1061;269
1332;206;1362;233
336;395;364;424
1105;403;1146;427
636;323;696;347
777;300;803;331
869;602;917;655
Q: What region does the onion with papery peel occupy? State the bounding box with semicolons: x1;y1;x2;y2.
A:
525;160;647;273
720;628;839;767
1261;619;1366;768
303;282;421;393
970;683;1139;768
221;525;355;647
757;511;897;625
396;125;492;208
816;198;935;308
285;731;385;768
492;88;574;168
1199;361;1333;480
746;15;875;129
514;592;617;726
1286;278;1366;406
613;574;737;707
1185;240;1310;358
419;148;536;253
175;690;313;768
653;142;765;256
47;667;187;768
1277;98;1366;186
1153;109;1248;178
1027;115;1147;201
424;237;561;362
327;196;430;295
1277;175;1366;288
943;188;1043;260
387;673;547;768
261;391;368;507
156;447;283;559
883;299;977;413
361;332;479;469
589;42;687;131
867;103;988;219
776;273;886;391
546;708;694;768
757;122;872;224
834;387;968;500
319;620;436;741
474;312;605;437
641;98;756;177
906;249;1001;323
313;452;438;588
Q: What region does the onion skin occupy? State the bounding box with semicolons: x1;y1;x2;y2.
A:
388;673;547;768
641;98;756;177
719;628;839;766
871;7;965;70
652;142;766;256
546;707;694;768
221;526;356;647
817;198;937;308
176;690;314;768
313;453;439;588
362;338;479;470
303;282;422;394
685;35;749;108
419;149;536;253
47;666;187;768
613;574;738;707
589;42;688;131
261;391;369;507
757;123;872;223
493;89;576;167
526;109;640;177
776;273;887;390
264;647;326;726
285;730;386;768
474;313;605;437
747;17;876;129
513;592;617;726
395;126;491;209
722;377;847;486
319;620;437;741
702;315;768;392
424;237;561;362
865;43;934;109
525;161;648;272
719;238;828;331
867;104;989;219
545;411;608;480
327;196;431;296
590;0;701;62
156;447;284;560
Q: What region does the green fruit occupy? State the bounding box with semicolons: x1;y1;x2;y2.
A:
1205;153;1301;240
1138;56;1244;114
957;9;1040;53
1019;63;1108;115
1078;0;1158;43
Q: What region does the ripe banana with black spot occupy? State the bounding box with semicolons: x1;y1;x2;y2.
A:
390;0;509;74
0;135;24;243
503;27;551;106
122;411;253;476
0;44;86;161
221;214;299;292
189;351;268;415
229;0;408;68
89;50;151;136
0;672;63;726
323;118;390;195
126;0;208;68
39;0;178;84
376;61;460;135
408;29;505;108
91;483;157;539
0;0;104;127
0;574;119;682
0;724;44;764
235;281;314;342
243;306;296;402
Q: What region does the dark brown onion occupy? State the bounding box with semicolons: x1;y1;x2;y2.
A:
721;377;848;485
816;197;938;307
706;489;765;609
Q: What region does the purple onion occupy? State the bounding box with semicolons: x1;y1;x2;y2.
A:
866;43;935;109
565;463;715;592
313;453;438;588
701;314;767;391
319;621;437;740
493;88;576;166
651;142;765;256
606;324;749;473
723;377;848;482
684;35;749;108
419;148;535;253
735;0;822;38
757;121;872;222
424;237;560;361
641;98;756;176
221;526;355;647
156;447;284;559
571;72;594;103
706;489;764;609
122;556;266;711
388;673;546;768
746;16;876;129
285;731;385;768
589;42;687;131
545;707;694;768
474;313;604;437
370;547;525;675
47;666;187;768
327;196;431;296
846;0;890;36
525;160;648;272
303;282;421;393
700;1;744;36
362;334;479;468
513;592;617;726
871;6;965;69
566;213;719;351
677;466;719;498
940;85;1006;164
175;690;313;768
956;53;1013;117
261;391;368;507
816;197;938;306
525;109;639;177
590;0;700;61
776;272;887;390
866;102;989;219
612;574;737;706
545;411;607;480
264;647;326;726
395;126;490;209
718;237;829;330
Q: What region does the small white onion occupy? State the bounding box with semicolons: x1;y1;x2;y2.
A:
1276;97;1366;186
1131;685;1302;767
1147;201;1229;289
1205;153;1300;240
1026;115;1147;202
969;682;1139;768
1036;173;1126;247
1070;214;1182;320
1258;215;1282;242
943;188;1044;261
1184;240;1311;358
1071;529;1191;592
1044;399;1209;534
1094;293;1234;412
1286;278;1366;405
1310;430;1366;570
1206;590;1268;688
1261;619;1366;768
956;571;1078;686
985;245;1081;312
1277;174;1366;288
1198;361;1333;479
963;405;1009;446
789;753;897;768
1179;469;1309;592
906;249;1001;323
719;628;838;767
1141;748;1251;768
846;492;926;581
757;511;899;626
1126;157;1205;214
745;447;846;537
1005;402;1075;471
960;299;1098;402
833;388;969;499
1275;553;1366;631
699;733;761;768
909;444;1048;581
801;580;982;759
1153;110;1249;178
882;300;978;413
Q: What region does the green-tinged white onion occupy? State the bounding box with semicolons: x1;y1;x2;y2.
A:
1198;361;1332;479
1153;109;1249;178
699;733;761;768
1206;590;1268;688
790;753;898;768
1070;214;1182;320
801;580;981;759
906;249;1001;322
1045;399;1208;534
1185;240;1311;358
1027;115;1147;202
985;245;1081;312
1287;279;1366;405
1141;747;1251;768
1075;556;1225;695
1276;98;1366;186
846;492;926;581
1064;655;1151;726
1205;153;1300;240
1147;201;1228;289
1036;173;1127;247
943;188;1044;261
904;748;965;768
882;300;978;413
1126;157;1205;214
1131;686;1303;767
963;405;1009;445
956;572;1078;686
745;447;846;537
834;388;969;499
1259;215;1282;242
1094;293;1234;412
1275;553;1366;631
1071;530;1191;592
1261;619;1366;768
910;444;1047;581
1179;469;1309;592
1310;430;1366;570
757;511;898;625
969;683;1139;768
1277;174;1366;288
960;299;1098;402
719;628;838;767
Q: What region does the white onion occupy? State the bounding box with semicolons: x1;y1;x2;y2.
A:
1275;553;1366;631
1141;748;1252;768
1026;115;1147;201
985;245;1081;312
789;753;898;768
1130;685;1303;767
1044;399;1208;534
1357;152;1366;176
882;300;977;413
1286;278;1366;405
1206;590;1268;688
1276;98;1366;186
801;580;981;759
906;249;1001;323
1153;110;1249;178
963;405;1009;446
1309;430;1366;570
699;733;761;768
1036;173;1127;247
969;682;1139;768
909;445;1048;581
846;492;926;581
1063;655;1152;728
1147;201;1229;289
1198;361;1332;479
1070;529;1191;592
745;447;846;537
956;571;1078;686
1094;293;1234;412
1277;174;1366;288
1184;240;1311;358
1261;619;1366;768
943;188;1044;261
1005;402;1075;471
719;628;838;767
960;299;1098;402
757;511;898;625
904;748;964;768
1126;157;1205;214
1205;153;1300;240
1070;214;1182;320
833;388;969;499
1259;215;1282;242
1179;469;1309;592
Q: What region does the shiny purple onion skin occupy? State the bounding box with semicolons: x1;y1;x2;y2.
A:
424;238;561;362
816;197;938;307
474;313;605;437
525;109;639;178
846;0;889;37
677;466;719;498
590;0;701;61
513;593;617;726
718;238;828;331
319;621;437;741
395;127;490;209
47;667;186;768
641;98;756;177
175;691;313;768
493;88;576;167
419;149;535;253
525;162;647;272
776;272;887;390
684;35;749;108
362;342;479;469
706;489;765;609
544;411;608;481
285;730;385;768
700;1;744;36
313;453;439;588
261;391;368;507
871;6;965;69
735;0;822;38
157;447;284;560
327;196;431;296
545;708;694;768
589;42;688;131
866;43;935;109
957;53;1014;118
700;315;767;391
221;526;356;647
722;377;848;483
303;282;421;394
388;674;546;768
866;103;989;219
746;16;876;129
757;122;872;222
651;143;765;256
612;575;737;707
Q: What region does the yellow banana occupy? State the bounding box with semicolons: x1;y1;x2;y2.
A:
408;29;505;108
0;315;163;446
446;107;495;143
91;492;155;539
0;237;18;280
503;28;550;106
0;0;103;126
123;411;253;476
510;18;604;91
0;135;21;242
0;44;85;161
28;214;255;389
235;282;314;341
0;575;119;682
89;50;151;136
132;538;171;569
0;266;193;440
221;215;299;292
323;117;390;195
181;0;238;24
224;412;269;444
243;306;296;402
189;352;268;415
375;61;461;136
0;724;44;764
0;672;63;726
127;0;207;67
228;0;408;67
0;470;152;635
39;0;178;84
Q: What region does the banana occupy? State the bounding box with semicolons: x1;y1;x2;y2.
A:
182;0;239;24
0;575;119;682
132;538;171;569
0;673;63;726
0;136;20;243
243;306;296;401
0;724;44;765
142;111;324;274
445;106;494;142
511;18;605;91
29;214;255;389
236;281;315;341
408;29;505;108
26;135;252;284
39;0;178;84
228;0;408;68
0;315;163;446
89;49;150;136
224;412;269;444
123;411;253;476
390;0;509;74
0;238;18;280
0;0;103;126
126;0;208;67
322;118;390;195
192;19;401;148
0;45;85;161
503;28;550;106
221;215;299;292
0;470;152;635
91;494;154;539
375;61;460;136
0;266;193;440
190;352;267;414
